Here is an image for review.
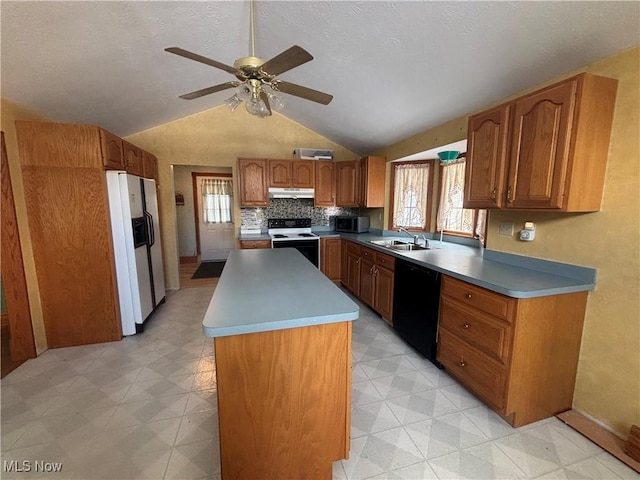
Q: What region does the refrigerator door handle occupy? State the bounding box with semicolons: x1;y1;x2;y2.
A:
144;211;155;247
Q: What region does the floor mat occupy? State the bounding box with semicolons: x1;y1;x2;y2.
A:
191;261;226;279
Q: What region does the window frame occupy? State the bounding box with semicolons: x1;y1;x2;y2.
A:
436;159;486;240
388;159;435;232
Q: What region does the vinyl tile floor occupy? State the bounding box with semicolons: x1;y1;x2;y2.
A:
1;287;638;480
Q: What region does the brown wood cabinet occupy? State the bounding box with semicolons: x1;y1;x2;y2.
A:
464;73;618;211
123;141;143;176
239;239;272;249
359;156;386;208
343;241;361;295
268;159;315;188
320;237;341;282
314;161;335;207
215;321;351;478
437;275;588;427
141;150;158;183
336;156;386;207
99;129;124;170
16;121;124;348
269;159;291;187
292;161;314;188
342;240;395;323
336;160;359;206
238;158;268;207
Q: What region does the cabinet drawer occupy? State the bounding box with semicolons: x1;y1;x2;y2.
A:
438;330;507;410
440;298;512;365
375;252;395;271
240;240;271;249
346;242;361;255
360;247;375;261
441;276;515;322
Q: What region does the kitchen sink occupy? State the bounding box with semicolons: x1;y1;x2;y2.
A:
369;239;431;251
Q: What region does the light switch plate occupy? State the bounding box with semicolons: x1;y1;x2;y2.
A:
499;222;514;236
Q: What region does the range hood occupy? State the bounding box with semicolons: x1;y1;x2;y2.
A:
268;187;315;199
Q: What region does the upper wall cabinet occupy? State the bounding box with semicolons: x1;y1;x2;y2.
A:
314;161;335;207
268;159;315;188
464;73;618;211
336;156;386;208
238;158;269;207
123;141;144;177
100;129;124;170
141;150;159;184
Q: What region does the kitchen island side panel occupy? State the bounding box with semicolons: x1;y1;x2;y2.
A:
214;321;351;480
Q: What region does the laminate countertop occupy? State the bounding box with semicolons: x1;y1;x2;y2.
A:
339;233;596;299
202;248;359;337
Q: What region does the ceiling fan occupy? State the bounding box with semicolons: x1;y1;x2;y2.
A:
165;1;333;117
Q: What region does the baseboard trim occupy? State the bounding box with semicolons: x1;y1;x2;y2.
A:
180;256;198;264
557;410;640;473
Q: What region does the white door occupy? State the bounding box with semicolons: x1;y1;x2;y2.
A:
197;177;235;261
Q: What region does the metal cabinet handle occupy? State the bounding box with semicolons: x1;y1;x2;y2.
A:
491;188;498;202
506;185;513;203
463;323;470;329
466;293;472;299
356;259;360;264
460;361;466;367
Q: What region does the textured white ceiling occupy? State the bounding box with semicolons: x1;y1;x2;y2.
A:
2;1;639;154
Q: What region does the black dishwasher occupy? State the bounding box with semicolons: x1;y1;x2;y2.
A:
393;259;442;367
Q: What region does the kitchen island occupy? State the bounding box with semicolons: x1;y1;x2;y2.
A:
202;248;359;480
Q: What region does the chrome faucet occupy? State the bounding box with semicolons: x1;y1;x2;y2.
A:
398;227;418;244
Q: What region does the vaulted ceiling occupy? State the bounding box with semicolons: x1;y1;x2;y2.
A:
2;1;639;154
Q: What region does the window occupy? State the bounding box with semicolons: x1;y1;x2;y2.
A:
390;161;433;231
436;159;486;240
202;178;233;224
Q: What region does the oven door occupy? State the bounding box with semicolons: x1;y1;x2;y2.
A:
271;240;319;268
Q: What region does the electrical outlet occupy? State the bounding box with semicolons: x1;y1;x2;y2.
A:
499;222;514;236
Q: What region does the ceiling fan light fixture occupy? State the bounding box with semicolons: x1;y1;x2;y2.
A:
245;97;270;117
224;94;242;112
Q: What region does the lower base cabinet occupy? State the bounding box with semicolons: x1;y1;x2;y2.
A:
320;237;342;282
214;321;352;479
342;240;395;324
437;275;588;427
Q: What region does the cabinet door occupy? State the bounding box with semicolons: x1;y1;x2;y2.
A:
336;161;359;207
141;150;159;183
507;79;577;209
123;141;143;176
464;105;510;208
314;161;335;207
239;158;268;207
359;256;376;307
269;160;291;187
374;266;394;322
359;156;386;207
321;238;341;281
346;252;361;296
99;129;123;170
292;161;314;188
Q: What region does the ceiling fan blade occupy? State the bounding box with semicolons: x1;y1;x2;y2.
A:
275;81;333;105
165;47;237;75
179;82;237;100
260;90;272;115
260;45;313;77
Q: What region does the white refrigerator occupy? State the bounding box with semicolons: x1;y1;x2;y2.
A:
106;171;166;335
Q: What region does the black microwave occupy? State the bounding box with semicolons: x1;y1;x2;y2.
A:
335;216;370;233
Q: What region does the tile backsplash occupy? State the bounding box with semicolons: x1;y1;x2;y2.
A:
241;199;360;228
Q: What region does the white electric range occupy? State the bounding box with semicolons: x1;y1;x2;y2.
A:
267;218;320;267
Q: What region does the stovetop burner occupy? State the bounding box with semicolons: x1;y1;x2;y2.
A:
273;234;288;238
